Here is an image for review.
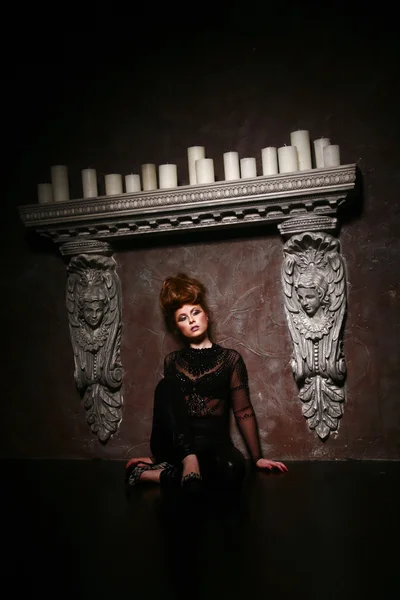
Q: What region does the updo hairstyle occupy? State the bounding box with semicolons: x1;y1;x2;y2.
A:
159;273;212;339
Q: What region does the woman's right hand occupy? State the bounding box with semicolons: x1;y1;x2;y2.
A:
125;457;154;469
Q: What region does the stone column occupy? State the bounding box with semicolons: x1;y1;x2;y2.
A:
278;216;347;440
60;240;123;443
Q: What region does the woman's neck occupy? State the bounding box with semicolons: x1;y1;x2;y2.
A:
189;335;213;350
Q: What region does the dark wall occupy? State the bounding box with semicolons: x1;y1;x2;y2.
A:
2;9;399;459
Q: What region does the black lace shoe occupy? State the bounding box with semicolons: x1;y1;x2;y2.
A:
125;461;151;486
125;460;171;486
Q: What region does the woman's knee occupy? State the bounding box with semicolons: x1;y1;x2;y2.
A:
155;376;179;399
152;377;193;462
155;377;186;405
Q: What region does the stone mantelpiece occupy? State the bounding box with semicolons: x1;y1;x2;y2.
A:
18;164;357;443
19;164;356;245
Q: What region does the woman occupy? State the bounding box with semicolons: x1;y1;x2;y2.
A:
125;273;287;492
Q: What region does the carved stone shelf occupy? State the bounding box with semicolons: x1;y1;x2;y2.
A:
19;164;356;246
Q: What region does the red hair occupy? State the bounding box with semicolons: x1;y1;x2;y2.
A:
159;273;212;338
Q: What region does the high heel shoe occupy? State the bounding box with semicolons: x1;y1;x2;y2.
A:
125;461;170;486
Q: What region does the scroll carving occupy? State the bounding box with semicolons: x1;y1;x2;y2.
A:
66;254;123;442
282;232;347;440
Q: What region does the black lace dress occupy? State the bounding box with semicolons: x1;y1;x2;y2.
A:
150;344;262;490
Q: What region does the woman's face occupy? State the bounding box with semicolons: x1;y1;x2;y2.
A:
174;304;208;341
297;286;321;317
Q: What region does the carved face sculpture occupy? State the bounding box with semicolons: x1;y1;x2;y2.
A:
296;286;321;317
296;269;328;318
83;299;105;329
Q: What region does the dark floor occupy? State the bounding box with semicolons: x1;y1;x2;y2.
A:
3;460;399;599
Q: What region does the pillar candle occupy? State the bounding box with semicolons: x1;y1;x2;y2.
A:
125;174;141;193
278;146;299;173
261;147;278;175
37;183;53;204
323;145;341;167
105;174;123;195
313;138;330;168
51;165;70;202
187;146;205;185
141;164;157;190
159;164;178;189
82;168;98;198
195;158;215;184
290;130;312;171
223;151;240;181
240;157;257;179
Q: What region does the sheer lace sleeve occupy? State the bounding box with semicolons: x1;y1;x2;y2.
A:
230;353;262;462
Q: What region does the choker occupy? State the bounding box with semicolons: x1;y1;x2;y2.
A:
186;343;219;352
181;343;222;360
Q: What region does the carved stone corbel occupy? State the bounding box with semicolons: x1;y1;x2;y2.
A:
278;216;347;440
62;240;123;443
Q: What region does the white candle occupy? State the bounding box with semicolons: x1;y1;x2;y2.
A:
195;158;215;184
105;174;123;195
323;145;341;167
261;147;278;175
313;138;330;168
51;165;70;202
159;164;178;189
278;146;299;173
240;157;257;179
223;151;240;181
37;183;53;204
125;174;141;193
141;164;157;190
82;168;98;198
187;146;205;185
290;130;312;171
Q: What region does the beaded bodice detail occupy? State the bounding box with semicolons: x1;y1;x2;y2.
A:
164;344;262;460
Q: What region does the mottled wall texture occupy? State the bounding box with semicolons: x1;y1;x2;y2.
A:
2;10;399;459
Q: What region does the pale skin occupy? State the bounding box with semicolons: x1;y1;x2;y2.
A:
125;303;288;480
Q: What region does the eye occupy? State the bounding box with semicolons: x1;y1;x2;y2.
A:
177;315;186;322
193;309;201;315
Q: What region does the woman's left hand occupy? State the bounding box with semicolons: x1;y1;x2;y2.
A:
255;458;288;472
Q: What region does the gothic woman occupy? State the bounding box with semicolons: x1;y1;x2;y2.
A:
125;273;287;493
